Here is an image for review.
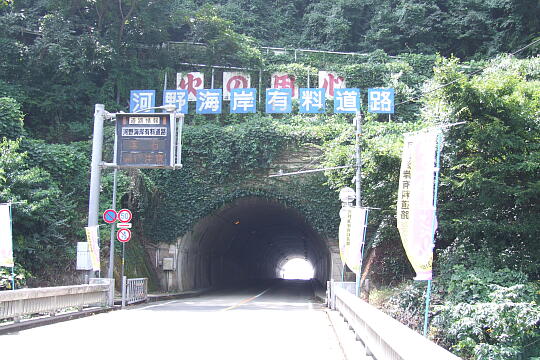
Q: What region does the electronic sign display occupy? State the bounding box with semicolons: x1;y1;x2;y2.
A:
116;114;175;168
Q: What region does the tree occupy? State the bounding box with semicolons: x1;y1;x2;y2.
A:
0;97;24;139
428;56;540;277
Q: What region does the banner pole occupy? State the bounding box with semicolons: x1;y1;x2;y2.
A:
423;131;443;337
356;209;369;296
9;202;14;290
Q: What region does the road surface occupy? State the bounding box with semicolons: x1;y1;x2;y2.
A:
1;279;345;360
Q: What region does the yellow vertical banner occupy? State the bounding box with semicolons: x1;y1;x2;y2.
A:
338;207;367;275
0;204;14;267
397;131;439;280
85;226;100;271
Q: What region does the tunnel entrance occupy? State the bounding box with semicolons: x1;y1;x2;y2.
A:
278;258;315;280
173;197;330;291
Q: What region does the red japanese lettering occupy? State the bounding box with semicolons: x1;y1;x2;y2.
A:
273;74;296;97
179;73;203;99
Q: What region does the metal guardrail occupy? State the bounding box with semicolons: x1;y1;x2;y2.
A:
124;278;148;306
327;281;461;360
327;281;356;308
0;278;114;323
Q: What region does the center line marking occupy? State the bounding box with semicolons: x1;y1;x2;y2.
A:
221;288;271;311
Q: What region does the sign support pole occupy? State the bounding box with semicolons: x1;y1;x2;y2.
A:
422;131;443;337
121;242;126;285
107;168;118;280
107;128;119;280
121;241;126;308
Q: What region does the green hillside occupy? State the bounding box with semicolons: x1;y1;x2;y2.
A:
0;1;539;358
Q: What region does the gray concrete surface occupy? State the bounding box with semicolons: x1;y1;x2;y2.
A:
1;279;344;360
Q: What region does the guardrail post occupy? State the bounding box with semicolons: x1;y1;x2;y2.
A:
326;281;331;308
109;278;115;307
14;300;22;323
331;281;337;310
144;278;148;303
121;276;127;308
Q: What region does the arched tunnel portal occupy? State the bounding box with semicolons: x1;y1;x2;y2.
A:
163;197;332;292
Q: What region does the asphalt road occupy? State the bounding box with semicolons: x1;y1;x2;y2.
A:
1;279;345;360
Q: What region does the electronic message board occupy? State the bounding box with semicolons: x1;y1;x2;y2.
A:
116;113;175;168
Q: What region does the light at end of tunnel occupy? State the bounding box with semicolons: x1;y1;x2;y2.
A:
280;258;314;280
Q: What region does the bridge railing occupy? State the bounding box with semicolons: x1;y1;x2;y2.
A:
121;277;148;307
327;281;461;360
124;277;148;305
0;278;114;323
327;281;356;308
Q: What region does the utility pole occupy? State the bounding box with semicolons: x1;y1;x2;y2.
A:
87;104;107;280
354;111;366;297
354;111;362;208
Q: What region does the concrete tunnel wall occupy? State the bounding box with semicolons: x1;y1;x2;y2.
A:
164;197;331;292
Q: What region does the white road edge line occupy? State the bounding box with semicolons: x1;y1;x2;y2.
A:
139;299;181;310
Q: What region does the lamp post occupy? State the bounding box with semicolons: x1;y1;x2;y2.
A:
337;111;365;292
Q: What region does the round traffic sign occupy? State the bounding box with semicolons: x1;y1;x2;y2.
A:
103;209;118;224
117;228;131;243
117;209;132;223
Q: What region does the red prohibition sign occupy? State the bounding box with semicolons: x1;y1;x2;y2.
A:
117;209;132;223
103;209;118;224
117;228;131;243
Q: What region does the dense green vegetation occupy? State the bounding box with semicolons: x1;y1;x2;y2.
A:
367;56;540;359
0;1;539;358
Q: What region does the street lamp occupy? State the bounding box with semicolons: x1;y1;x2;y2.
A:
336;111;364;291
339;186;356;222
339;187;356;208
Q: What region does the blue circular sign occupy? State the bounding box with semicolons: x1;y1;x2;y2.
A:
103;209;117;224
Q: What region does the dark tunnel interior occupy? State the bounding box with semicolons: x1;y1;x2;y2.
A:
174;197;330;291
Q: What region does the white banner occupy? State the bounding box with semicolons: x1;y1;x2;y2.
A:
85;226;100;271
177;72;205;101
0;204;14;267
338;207;367;275
397;130;439;280
319;71;346;100
271;72;299;99
223;72;251;100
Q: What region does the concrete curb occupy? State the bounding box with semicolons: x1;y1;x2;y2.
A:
114;288;211;306
0;306;119;336
147;288;210;302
